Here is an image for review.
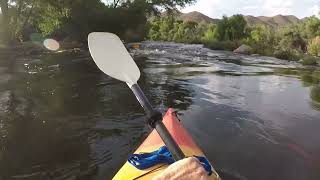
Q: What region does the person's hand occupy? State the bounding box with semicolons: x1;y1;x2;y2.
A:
152;157;210;180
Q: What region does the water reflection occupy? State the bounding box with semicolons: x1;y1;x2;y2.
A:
179;74;319;180
0;42;319;180
311;85;320;110
134;56;194;111
275;68;320;104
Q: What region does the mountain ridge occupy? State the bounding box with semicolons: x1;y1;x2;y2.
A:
163;11;304;28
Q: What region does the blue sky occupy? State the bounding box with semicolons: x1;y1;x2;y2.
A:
181;0;320;18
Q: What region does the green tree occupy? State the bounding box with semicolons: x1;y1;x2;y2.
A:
249;24;275;54
1;0;196;44
159;16;175;41
305;16;320;39
0;0;10;42
277;26;307;51
148;19;161;40
0;0;39;43
212;14;247;41
215;16;229;41
227;14;247;40
272;26;307;60
202;24;217;42
172;20;184;42
148;16;207;43
35;2;70;36
106;0;196;10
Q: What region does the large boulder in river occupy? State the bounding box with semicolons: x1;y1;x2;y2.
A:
233;44;253;55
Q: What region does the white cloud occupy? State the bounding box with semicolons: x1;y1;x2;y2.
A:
262;0;294;15
242;5;259;11
309;4;320;17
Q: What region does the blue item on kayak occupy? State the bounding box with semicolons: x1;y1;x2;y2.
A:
128;146;175;170
127;146;213;175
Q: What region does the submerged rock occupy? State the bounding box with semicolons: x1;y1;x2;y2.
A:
233;44;253;55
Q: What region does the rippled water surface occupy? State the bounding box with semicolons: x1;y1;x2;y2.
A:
0;42;320;180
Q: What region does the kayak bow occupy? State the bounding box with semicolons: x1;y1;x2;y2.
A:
113;108;219;180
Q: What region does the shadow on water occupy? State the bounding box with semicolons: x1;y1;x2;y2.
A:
0;51;144;179
0;52;104;179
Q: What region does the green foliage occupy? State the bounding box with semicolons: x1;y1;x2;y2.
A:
301;55;319;65
247;24;275;55
159;16;176;41
176;21;204;43
0;0;38;42
304;16;320;39
268;25;307;60
214;15;247;41
148;14;248;49
276;26;307;51
148;20;161;40
106;0;195;9
0;0;195;44
204;40;240;51
308;36;320;56
146;14;320;65
227;14;247;40
201;15;248;51
148;16;208;43
273;49;301;61
36;5;69;36
201;24;217;42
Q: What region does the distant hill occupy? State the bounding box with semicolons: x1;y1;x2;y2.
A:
245;15;300;27
160;11;303;28
178;11;220;24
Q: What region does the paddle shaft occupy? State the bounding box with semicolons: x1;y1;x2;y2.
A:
130;84;185;161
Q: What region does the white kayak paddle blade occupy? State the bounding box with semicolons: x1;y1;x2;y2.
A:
88;32;140;86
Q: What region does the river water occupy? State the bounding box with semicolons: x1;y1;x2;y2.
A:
0;42;319;180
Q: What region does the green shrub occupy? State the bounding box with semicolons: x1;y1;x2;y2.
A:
301;55;319;65
204;40;239;51
308;36;320;56
201;24;217;43
273;49;301;61
247;24;275;56
311;85;320;103
248;42;274;56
